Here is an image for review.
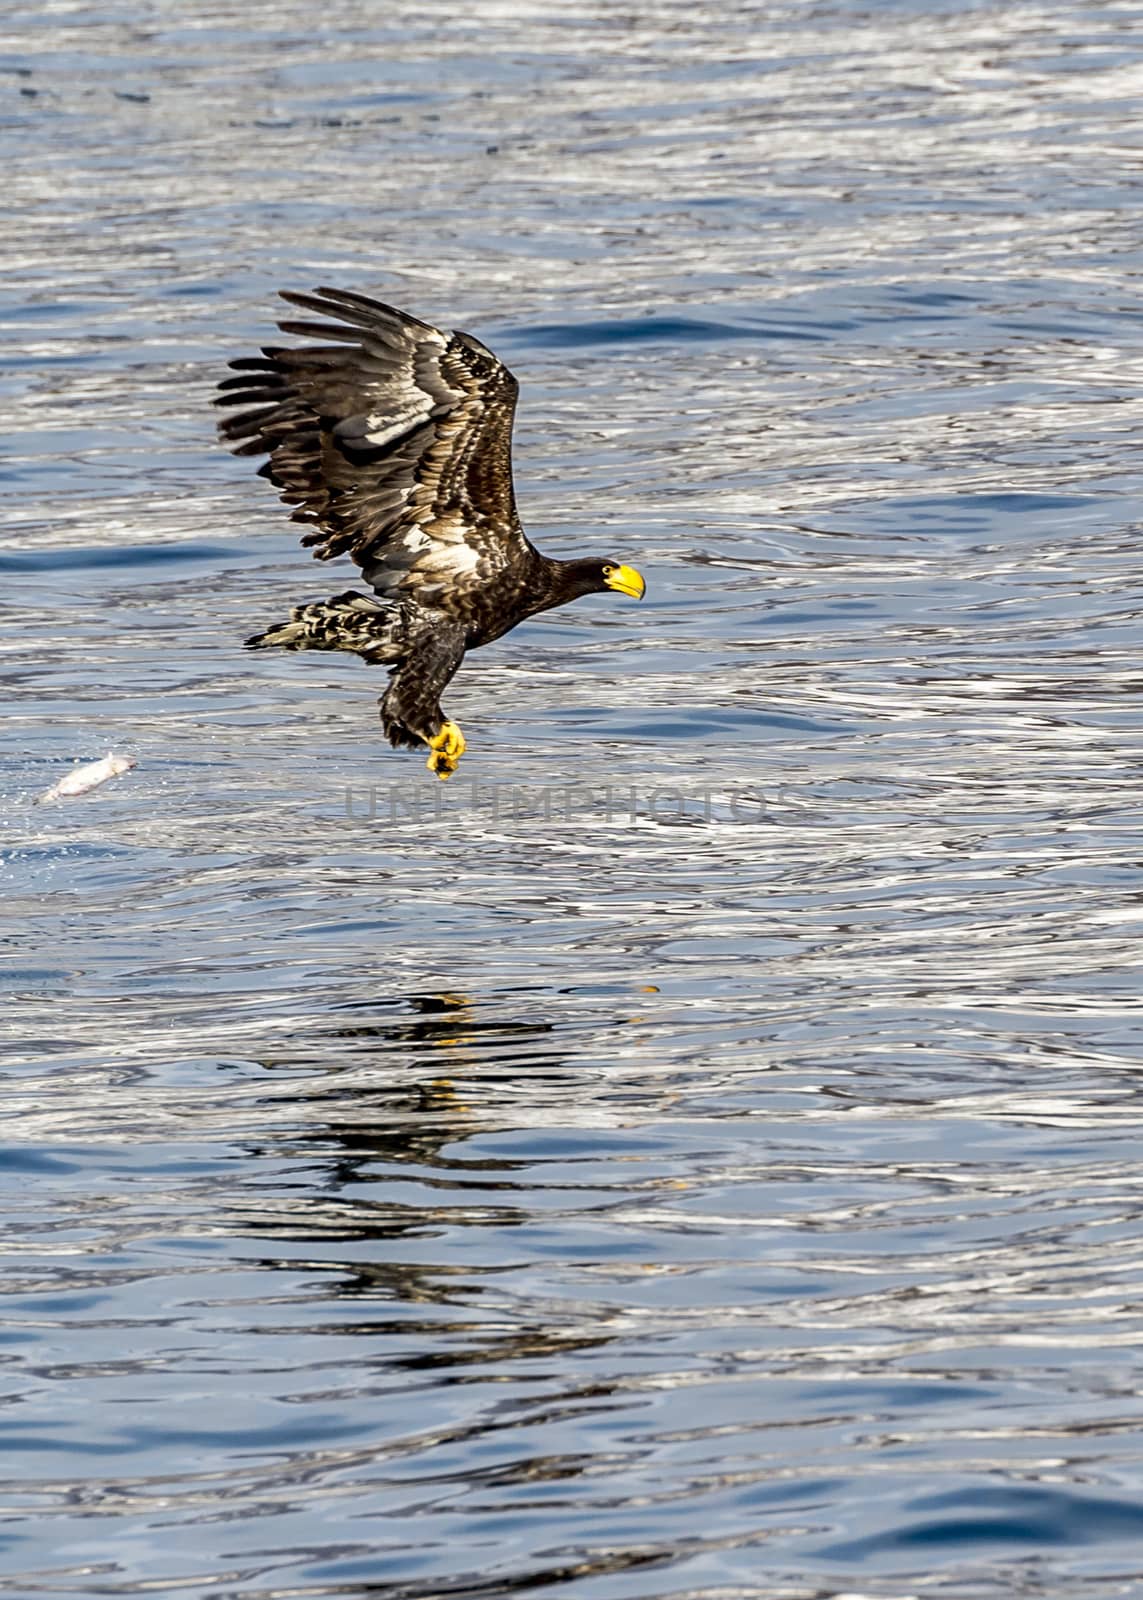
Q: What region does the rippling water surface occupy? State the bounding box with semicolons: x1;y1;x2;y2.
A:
4;2;1143;1595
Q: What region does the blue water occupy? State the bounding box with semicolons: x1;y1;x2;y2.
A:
4;1;1143;1596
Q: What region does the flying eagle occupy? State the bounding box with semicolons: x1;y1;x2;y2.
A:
216;287;646;778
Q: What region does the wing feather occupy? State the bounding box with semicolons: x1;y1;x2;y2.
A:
215;287;532;607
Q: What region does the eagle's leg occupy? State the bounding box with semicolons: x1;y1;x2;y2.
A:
379;617;468;781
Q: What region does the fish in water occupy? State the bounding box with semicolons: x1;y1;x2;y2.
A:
40;752;136;802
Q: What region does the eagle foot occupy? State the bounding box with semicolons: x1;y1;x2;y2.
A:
426;721;466;781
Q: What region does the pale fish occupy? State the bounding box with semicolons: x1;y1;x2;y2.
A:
40;753;136;803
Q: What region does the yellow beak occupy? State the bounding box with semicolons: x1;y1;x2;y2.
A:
605;564;646;600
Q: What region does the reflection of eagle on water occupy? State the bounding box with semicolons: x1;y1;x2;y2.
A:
216;287;646;778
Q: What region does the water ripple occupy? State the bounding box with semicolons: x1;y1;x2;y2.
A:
4;0;1143;1596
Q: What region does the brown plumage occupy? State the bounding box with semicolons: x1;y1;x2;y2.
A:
216;286;645;777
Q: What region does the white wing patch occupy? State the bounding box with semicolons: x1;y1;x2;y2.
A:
415;544;480;578
365;393;432;448
362;329;464;448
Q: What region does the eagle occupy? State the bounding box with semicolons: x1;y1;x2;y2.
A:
215;287;646;778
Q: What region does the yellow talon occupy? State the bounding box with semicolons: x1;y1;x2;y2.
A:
426;720;466;780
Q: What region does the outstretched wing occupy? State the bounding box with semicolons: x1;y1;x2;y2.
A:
215;287;534;607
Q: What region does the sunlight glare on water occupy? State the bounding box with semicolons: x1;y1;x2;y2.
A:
3;1;1143;1596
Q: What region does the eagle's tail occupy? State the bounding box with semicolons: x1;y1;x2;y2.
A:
246;592;409;663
